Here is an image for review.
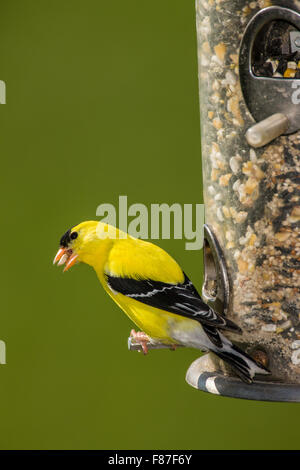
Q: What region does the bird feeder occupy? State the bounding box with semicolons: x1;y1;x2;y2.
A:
185;0;300;401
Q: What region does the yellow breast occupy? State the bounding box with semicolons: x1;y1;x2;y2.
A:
105;287;195;344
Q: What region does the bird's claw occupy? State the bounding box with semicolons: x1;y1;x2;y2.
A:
129;330;179;353
130;329;151;355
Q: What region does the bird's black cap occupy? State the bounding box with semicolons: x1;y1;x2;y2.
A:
60;229;71;247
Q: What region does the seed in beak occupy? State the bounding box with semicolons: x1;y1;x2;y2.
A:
53;247;66;265
57;254;68;266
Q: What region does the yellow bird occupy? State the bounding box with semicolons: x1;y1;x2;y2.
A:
53;220;269;383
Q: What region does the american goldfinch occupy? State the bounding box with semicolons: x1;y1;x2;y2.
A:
53;221;269;383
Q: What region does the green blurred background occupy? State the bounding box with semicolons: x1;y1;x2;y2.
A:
0;0;299;450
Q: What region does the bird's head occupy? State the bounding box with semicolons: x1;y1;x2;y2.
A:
53;220;120;271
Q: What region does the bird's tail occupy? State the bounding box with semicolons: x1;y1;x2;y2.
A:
213;334;270;384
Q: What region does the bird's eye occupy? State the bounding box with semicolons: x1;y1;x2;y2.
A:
70;231;78;240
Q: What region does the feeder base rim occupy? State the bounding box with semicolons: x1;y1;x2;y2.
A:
186;355;300;402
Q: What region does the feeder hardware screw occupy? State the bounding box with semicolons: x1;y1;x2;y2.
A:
246;113;289;148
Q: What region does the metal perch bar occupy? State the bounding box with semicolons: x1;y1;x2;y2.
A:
128;337;185;352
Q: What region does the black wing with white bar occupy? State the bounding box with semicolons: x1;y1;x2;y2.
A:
105;272;241;333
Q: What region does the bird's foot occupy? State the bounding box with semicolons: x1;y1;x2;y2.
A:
130;329;151;355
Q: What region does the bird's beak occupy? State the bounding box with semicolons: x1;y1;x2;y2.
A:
53;247;78;272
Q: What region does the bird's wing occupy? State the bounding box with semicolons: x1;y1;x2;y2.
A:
105;271;240;333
